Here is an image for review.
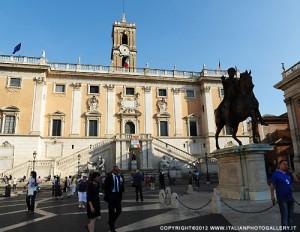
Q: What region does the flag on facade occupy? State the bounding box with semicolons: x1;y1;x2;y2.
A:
12;43;21;54
124;56;129;68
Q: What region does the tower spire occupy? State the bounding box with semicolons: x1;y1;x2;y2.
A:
121;0;126;22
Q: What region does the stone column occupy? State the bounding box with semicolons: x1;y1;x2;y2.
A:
70;83;82;136
30;76;47;135
172;88;183;136
143;86;153;135
105;84;115;137
285;97;300;171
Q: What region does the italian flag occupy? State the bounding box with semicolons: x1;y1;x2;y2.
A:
124;56;129;68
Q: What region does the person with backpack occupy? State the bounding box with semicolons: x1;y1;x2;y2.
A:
78;174;88;208
26;171;38;213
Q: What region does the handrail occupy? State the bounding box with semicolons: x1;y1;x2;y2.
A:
56;138;115;167
152;138;195;164
152;138;192;156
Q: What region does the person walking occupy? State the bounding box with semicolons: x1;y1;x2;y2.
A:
71;176;77;196
85;171;101;232
104;166;124;232
150;175;155;191
270;160;299;230
12;177;17;192
78;174;88;208
159;171;165;190
54;176;62;199
133;169;144;202
26;171;38;213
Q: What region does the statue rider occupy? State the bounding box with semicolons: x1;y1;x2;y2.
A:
221;67;239;126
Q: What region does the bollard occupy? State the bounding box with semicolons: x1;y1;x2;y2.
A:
187;184;193;194
171;193;179;208
159;189;166;204
211;188;222;214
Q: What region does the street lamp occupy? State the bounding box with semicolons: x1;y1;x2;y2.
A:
32;151;37;171
205;152;210;184
77;154;81;175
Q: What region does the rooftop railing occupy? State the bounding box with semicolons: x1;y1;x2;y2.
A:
0;54;227;79
283;61;300;77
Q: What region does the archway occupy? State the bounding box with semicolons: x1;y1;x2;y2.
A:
125;121;135;134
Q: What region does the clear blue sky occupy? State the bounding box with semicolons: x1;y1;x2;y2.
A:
1;0;299;115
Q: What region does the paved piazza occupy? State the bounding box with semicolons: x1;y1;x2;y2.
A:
1;184;300;232
0;184;231;232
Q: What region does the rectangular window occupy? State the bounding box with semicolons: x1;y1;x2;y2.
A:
186;90;195;98
52;119;62;136
126;87;135;96
220;88;224;97
55;84;65;93
9;78;21;88
189;120;197;136
88;120;98;136
89;85;99;94
160;121;168;136
3;116;16;134
225;125;233;135
158;88;167;97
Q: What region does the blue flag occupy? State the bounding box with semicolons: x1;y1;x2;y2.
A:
12;43;21;54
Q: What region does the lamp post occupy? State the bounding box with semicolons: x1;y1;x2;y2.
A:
77;154;81;175
32;151;37;171
205;152;210;184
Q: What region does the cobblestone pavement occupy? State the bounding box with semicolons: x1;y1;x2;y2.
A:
2;184;300;232
0;184;232;232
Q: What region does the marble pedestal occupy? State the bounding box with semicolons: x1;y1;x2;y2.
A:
211;144;273;200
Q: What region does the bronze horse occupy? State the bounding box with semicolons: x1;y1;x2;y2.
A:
214;70;267;149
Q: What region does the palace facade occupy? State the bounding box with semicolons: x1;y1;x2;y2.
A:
0;16;250;177
275;61;300;172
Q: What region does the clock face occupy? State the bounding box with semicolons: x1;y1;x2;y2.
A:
119;44;130;56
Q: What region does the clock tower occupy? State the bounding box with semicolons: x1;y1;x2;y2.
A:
111;14;137;70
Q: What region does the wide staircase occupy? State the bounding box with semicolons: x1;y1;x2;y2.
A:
152;138;198;167
0;139;115;178
55;139;115;177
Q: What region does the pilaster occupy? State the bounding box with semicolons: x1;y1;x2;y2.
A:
30;76;47;135
70;83;82;136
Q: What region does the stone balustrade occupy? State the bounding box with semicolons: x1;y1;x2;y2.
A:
283;61;300;77
0;54;233;79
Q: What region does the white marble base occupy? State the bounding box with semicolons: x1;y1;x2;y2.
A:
211;144;273;200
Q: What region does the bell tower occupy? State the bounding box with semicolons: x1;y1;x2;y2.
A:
111;14;137;70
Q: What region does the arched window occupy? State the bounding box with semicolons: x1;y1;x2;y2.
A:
122;33;128;45
125;121;135;134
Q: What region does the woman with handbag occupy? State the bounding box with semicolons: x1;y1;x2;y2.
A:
85;171;101;232
26;171;38;213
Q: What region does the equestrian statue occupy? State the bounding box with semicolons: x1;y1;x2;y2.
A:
215;67;268;149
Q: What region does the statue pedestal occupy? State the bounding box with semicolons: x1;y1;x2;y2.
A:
211;144;273;200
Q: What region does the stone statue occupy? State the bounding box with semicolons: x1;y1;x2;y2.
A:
87;156;105;173
96;156;105;173
157;98;167;113
215;68;268;149
159;156;170;171
88;96;99;112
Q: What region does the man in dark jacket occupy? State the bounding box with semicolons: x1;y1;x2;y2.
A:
104;166;124;232
133;169;144;202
